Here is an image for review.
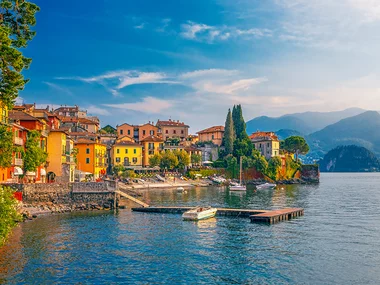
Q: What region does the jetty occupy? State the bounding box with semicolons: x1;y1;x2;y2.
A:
131;206;304;224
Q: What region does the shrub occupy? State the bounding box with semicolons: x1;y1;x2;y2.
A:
0;186;22;246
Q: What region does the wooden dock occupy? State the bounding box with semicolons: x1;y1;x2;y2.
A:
115;190;150;208
249;208;304;224
131;206;304;223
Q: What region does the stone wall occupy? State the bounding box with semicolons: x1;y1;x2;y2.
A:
300;164;320;183
4;182;116;209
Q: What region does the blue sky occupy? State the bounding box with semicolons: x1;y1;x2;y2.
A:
20;0;380;132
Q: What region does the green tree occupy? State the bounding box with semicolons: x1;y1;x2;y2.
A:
175;150;190;170
160;151;178;170
191;153;201;165
149;153;162;167
233;137;253;159
0;186;22;246
100;125;116;134
0;0;40;108
226;155;238;179
0;124;14;167
266;157;282;180
222;108;234;155
251;149;268;173
113;165;124;176
232;104;248;140
23;130;47;172
282;136;310;161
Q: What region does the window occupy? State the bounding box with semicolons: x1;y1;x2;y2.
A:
173;130;176;134
212;134;214;140
181;130;184;134
149;143;154;150
117;149;120;154
267;143;270;147
134;149;137;154
165;130;168;134
86;158;90;164
133;157;138;163
128;130;131;135
150;130;154;135
125;149;128;154
116;157;120;163
143;130;146;135
120;130;123;135
86;148;90;154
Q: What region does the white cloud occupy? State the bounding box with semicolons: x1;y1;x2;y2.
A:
117;72;177;89
179;69;238;79
104;96;173;114
43;81;73;96
134;23;145;29
86;105;111;116
180;21;272;43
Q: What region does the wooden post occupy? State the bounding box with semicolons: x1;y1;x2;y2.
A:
114;191;117;209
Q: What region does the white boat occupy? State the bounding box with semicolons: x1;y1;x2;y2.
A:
256;183;277;190
182;206;218;221
229;157;246;191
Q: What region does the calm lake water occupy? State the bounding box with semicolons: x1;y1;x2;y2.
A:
1;173;380;284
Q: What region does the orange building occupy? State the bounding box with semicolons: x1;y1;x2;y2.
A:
156;119;189;141
116;123;134;138
116;122;159;142
140;135;164;167
197;126;224;146
75;139;107;179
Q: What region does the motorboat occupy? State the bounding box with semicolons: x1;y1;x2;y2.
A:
256;183;277;190
182;206;218;221
177;186;185;192
229;157;246;191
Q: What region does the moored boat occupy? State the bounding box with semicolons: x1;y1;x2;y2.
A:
182;206;217;221
229;157;246;191
256;183;276;190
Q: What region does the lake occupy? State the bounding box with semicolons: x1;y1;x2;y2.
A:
1;173;380;284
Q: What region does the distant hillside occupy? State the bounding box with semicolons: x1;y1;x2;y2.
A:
246;108;366;135
307;111;380;155
319;145;380;172
275;129;303;140
246;116;311;135
283;108;365;133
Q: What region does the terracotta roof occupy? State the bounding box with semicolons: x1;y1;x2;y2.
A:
9;110;40;121
75;138;96;144
140;135;164;142
117;122;133;128
156;119;189;127
249;131;279;141
70;132;97;137
54;106;79;112
184;146;200;152
113;141;142;147
197;125;224;134
78;117;99;125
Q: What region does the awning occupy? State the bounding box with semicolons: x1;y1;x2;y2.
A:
14;167;23;176
40;168;47;176
25;171;36;176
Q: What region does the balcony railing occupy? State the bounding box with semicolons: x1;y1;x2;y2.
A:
13;158;23;166
14;137;24;145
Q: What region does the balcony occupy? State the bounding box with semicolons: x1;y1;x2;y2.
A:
66;155;75;163
14;136;24;145
41;129;49;137
13;158;23;166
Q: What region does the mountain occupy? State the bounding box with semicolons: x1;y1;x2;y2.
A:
246;108;366;135
275;129;303;140
283;108;365;133
319;145;380;172
246;116;311;135
307;111;380;155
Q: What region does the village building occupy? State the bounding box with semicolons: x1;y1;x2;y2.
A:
111;140;143;168
249;131;280;159
116;122;159;142
140;135;164;167
156;119;189;141
197;126;224;146
46;129;75;182
8;110;49;182
75;139;107;180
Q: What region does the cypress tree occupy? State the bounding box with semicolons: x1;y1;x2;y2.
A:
233;104;248;140
222;108;234;155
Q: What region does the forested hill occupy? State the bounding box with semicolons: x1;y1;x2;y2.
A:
319;145;380;172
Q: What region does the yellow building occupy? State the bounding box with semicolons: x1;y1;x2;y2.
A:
140;135;164;167
249;132;280;159
47;130;75;182
111;141;142;168
75;139;107;179
0;101;9;182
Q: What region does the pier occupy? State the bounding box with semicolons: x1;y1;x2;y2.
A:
131;206;304;224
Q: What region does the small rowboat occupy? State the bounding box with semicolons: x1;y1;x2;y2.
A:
182;206;217;221
256;183;276;190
